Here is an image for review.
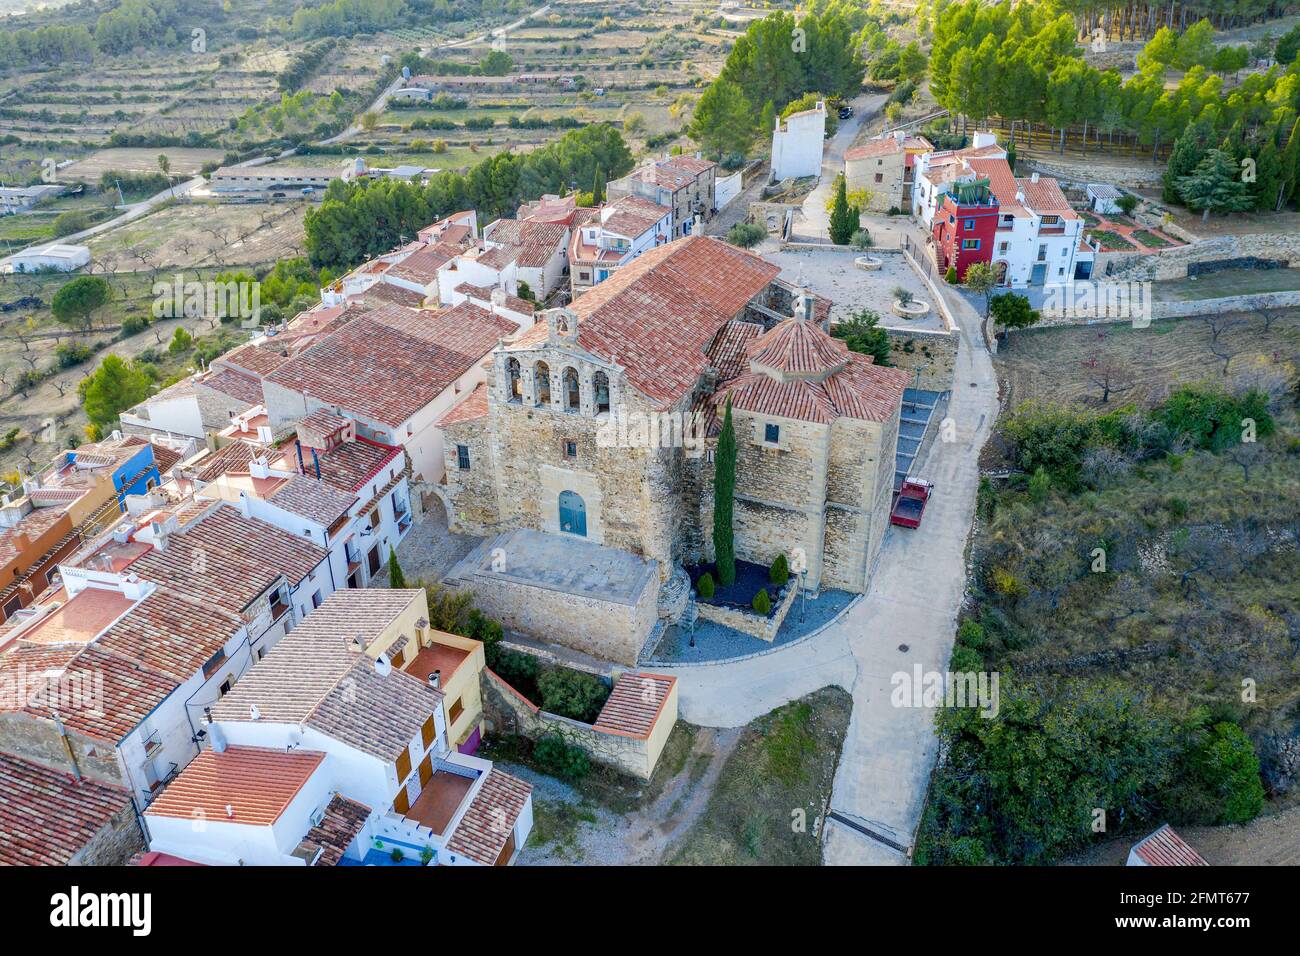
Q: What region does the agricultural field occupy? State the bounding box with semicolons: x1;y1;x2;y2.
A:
86;201;310;272
993;311;1300;414
59;147;227;181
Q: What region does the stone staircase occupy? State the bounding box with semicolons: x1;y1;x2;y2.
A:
657;564;692;624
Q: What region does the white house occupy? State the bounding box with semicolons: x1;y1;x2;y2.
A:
145;589;534;867
771;101;826;181
1087;183;1125;215
568;195;672;296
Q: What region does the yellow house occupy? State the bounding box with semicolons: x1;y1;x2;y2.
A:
393;625;487;755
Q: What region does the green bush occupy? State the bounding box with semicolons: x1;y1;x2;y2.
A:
119;314;149;337
56;343;93;368
945;265;958;284
488;647;538;696
537;667;610;723
752;588;772;615
533;733;591;781
726;222;766;248
957;620;986;650
949;644;982;672
696;571;715;599
1168;721;1265;825
769;553;789;586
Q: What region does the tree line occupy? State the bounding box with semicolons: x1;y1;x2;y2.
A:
303;123;634;271
930;0;1300;169
687;4;867;158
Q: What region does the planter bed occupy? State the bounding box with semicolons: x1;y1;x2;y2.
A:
687;559;782;616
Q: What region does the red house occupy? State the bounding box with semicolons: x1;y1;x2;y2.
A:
932;179;998;281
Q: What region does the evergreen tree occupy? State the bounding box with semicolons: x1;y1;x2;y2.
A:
758;99;776;138
713;398;737;587
1251;140;1282;212
1177;148;1253;222
687;80;755;158
1278;117;1300;210
828;175;858;245
1163;118;1213;204
387;545;406;589
591;166;605;204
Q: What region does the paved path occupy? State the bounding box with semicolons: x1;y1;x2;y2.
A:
796;92;889;242
652;276;998;866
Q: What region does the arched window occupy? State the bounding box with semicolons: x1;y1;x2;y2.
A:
562;367;580;412
593;371;610;415
558;490;587;537
506;358;522;402
534;361;551;406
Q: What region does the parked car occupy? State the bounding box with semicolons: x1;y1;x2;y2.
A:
890;478;933;528
839;105;853;119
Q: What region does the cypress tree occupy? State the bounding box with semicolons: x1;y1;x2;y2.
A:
388;545;406;589
713;398;737;587
828;175;858;245
592;166;605;204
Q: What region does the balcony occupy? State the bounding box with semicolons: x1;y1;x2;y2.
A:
403;769;476;835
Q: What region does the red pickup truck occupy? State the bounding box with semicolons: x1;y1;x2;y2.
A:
890;478;933;529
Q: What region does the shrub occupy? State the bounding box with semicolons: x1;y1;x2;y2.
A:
950;644;982;672
726;222;766;248
893;286;915;306
168;327;193;355
769;553;789;586
538;667;609;723
488;647;538;697
119;314;149;337
1116;192;1140;216
534;733;590;781
696;571;715;599
850;229;873;250
957;620;986;650
945;265;957;284
55;343;93;368
1168;721;1265;825
752;588;772;615
389;847;404;863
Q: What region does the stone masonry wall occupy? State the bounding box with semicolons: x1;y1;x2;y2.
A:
481;668;668;779
884;327;958;391
72;805;145;866
1105;234;1300;281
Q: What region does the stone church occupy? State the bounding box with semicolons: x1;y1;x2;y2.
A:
435;236;910;663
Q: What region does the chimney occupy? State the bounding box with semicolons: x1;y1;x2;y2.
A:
209;721;228;753
428;670;441;690
1030;172;1040;184
249;704;261;721
374;654;392;677
351;633;367;654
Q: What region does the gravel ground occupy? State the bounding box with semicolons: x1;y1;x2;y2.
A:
763;246;943;331
370;500;482;586
649;589;858;664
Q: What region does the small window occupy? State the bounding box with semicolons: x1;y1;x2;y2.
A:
456;444;470;470
963;219;975;231
874;173;883;183
961;238;980;250
421;715;435;749
311;590;323;609
764;423;780;445
369;509;381;529
562;439;577;460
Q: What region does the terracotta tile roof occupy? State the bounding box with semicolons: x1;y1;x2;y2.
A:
269;474;357;526
387;242;464;284
357;281;427;308
0;640;181;742
512;236;781;409
1131;824;1208;866
0;750;133;866
601;195;670;237
436;382;489;428
846;138;904;161
965;157;1024;215
1017;175;1077;218
706;319;763;381
660;154;716;176
218;343;290;379
747;318;849;375
445;768;532;865
201;368;263;407
313;437;402;493
149;441;186;476
715;347;910;426
267;304;509;428
194;440;258;483
0;506;66;568
593;673;675;738
145;745;325;826
129;504;328;615
485;219;568;267
210;589;441;761
296;793;371;865
92;588;240;683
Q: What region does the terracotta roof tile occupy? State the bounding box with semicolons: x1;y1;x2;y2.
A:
0;750;133;866
1132;824;1208;866
436;382;489;428
445;768;532;865
145;746;325;826
593;673;675;738
269;475;357;526
200;368;263;407
296;793;371;865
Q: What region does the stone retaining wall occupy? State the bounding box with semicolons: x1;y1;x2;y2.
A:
1105;234;1300;280
1035;289;1300;329
884;326;959;391
693;580;798;642
480;668;677;780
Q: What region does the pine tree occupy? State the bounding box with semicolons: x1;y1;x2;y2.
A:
1177;148;1253;222
759;99;776;138
1278;117;1300;210
828;175;858;245
713;398;737;587
1251;140;1282;212
1163;118;1212;204
387;545;406;589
